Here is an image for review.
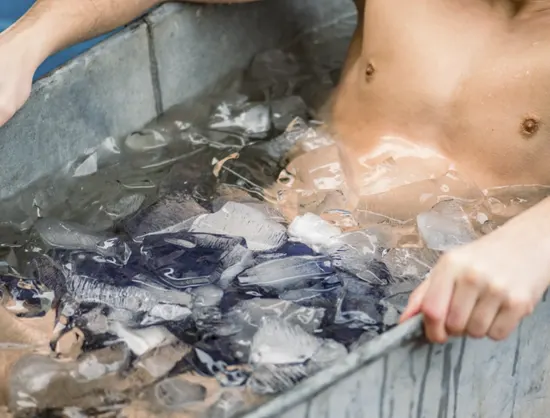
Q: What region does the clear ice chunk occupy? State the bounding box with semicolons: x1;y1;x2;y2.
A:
247;364;308;395
33;219;131;264
102;193;145;221
122;192;208;240
417;199;479;251
325;230;381;282
236;255;335;293
139;232;229;289
141;304;192;326
380;248;440;279
278;279;344;313
190;202;287;251
288;212;342;251
249;318;322;365
227;299;325;334
209;96;271;138
354;170;485;224
71;152;98;178
334;275;387;328
109;322;176;356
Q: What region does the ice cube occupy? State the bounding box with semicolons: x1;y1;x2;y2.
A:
228;299;325;333
66;273;179;313
247;363;308;395
334;275;387;328
485;184;550;219
144;304;192;323
288;213;342;251
125;129;170;152
381;248;440;279
263;117;313;162
279;280;343;314
190;202;287;251
249;318;322;365
326;230;381;282
209;97;271;138
71;152;98;177
190;285;224;329
236;255;335;293
102;193;145;221
354;170;485;224
33;219;131;264
417;199;479;251
308;338;348;371
191;285;224;308
109;322;176;356
140;232;234;290
122;192;208;240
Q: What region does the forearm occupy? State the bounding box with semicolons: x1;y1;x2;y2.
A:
2;0;163;68
2;0;259;73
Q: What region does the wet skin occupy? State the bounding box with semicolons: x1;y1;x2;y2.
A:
330;0;550;344
333;0;550;190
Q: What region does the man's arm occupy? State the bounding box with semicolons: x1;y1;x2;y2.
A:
0;0;258;127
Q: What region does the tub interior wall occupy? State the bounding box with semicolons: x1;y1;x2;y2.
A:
0;0;355;202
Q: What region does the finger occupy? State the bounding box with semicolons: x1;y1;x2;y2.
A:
487;307;523;341
420;262;458;343
445;278;480;336
400;279;430;323
465;294;502;339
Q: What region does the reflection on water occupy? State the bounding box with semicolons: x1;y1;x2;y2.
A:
1;19;550;418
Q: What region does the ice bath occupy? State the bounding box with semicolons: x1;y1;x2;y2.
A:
2;2;550;418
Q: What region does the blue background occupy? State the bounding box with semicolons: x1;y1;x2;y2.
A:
0;1;111;80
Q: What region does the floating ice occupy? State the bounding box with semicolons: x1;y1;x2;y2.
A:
109;323;176;356
249;319;322;365
288;212;342;251
33;219;131;264
122;192;208;240
190;202;287;251
236;255;335;293
209;96;271;138
417;199;479;251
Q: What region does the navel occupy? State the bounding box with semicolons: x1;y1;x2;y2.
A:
365;61;376;82
520;116;540;138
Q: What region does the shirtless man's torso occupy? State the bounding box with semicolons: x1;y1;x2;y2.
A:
332;0;550;191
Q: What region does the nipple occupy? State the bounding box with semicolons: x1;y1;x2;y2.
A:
520;116;540;138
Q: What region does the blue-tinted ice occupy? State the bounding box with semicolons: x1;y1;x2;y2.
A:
0;44;482;417
18;191;440;406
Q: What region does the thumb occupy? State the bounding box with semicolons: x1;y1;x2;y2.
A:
400;278;430;323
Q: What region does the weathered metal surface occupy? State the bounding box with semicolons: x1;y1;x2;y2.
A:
0;0;355;200
245;295;550;418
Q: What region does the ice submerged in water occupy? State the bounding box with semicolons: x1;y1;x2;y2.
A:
0;47;508;417
8;189;444;415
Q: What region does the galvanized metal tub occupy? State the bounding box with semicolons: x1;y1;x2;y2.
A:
0;1;548;417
